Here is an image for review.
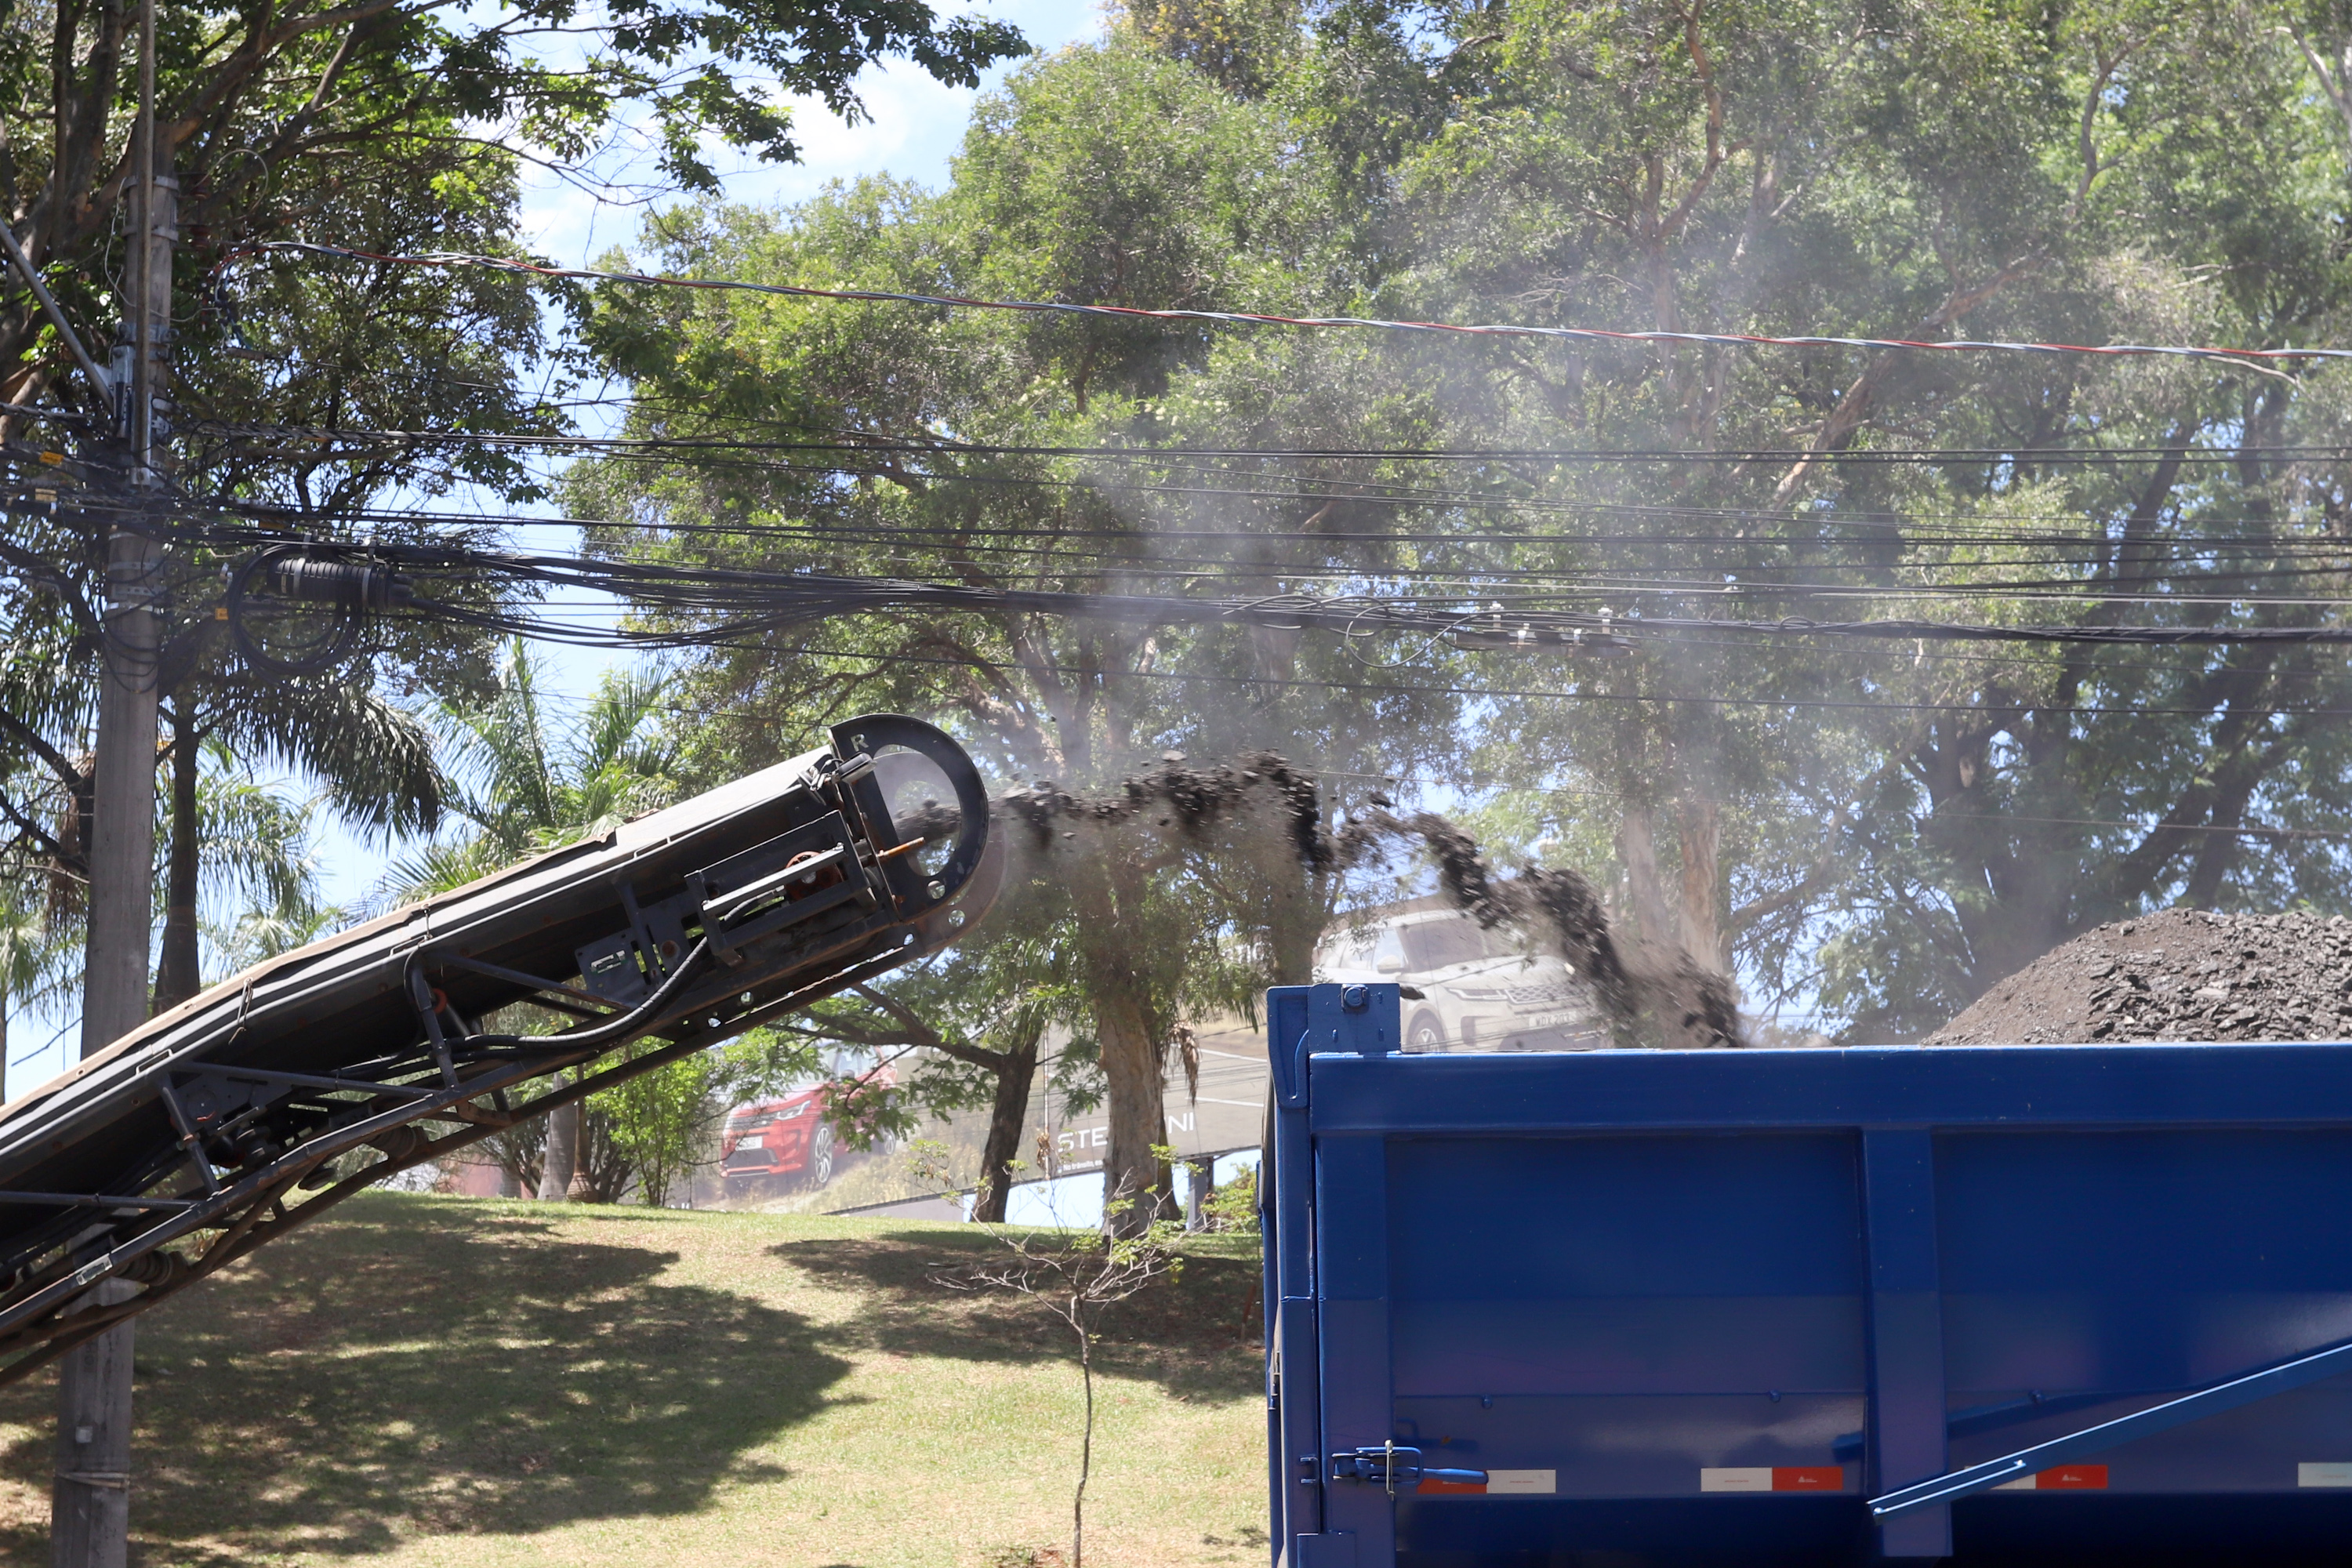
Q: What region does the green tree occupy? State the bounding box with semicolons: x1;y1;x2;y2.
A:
0;866;74;1100
0;0;1027;423
572;38;1472;1223
565;0;2352;1080
782;865;1083;1221
390;641;757;1203
385;643;681;898
1300;0;2352;1035
0;0;1036;1120
152;688;440;1010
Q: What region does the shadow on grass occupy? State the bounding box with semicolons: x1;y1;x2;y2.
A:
771;1228;1263;1404
0;1195;853;1566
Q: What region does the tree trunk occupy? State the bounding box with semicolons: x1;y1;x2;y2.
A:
1616;803;1675;953
151;702;202;1013
1073;1319;1094;1568
570;1105;630;1202
1092;986;1169;1236
539;1081;578;1201
1065;846;1173;1235
972;1018;1044;1224
1675;796;1725;973
1257;813;1327;987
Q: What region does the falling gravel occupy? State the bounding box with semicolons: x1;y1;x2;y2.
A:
1926;908;2352;1045
997;756;1744;1050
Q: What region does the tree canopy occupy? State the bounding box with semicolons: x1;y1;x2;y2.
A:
572;0;2352;1091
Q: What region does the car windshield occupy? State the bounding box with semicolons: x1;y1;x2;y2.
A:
1399;917;1519;971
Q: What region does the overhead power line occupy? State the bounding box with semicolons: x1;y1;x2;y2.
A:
622;637;2352;720
195;532;2352;655
188;418;2352;467
245;241;2352;368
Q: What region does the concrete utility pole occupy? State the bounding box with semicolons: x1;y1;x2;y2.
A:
52;0;171;1555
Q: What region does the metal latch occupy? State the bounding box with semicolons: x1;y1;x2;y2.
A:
1329;1442;1488;1495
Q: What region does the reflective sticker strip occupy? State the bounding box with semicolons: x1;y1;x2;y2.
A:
1415;1470;1553;1496
1700;1467;1846;1493
1771;1467;1847;1492
1700;1468;1773;1492
2299;1463;2352;1488
1416;1477;1485;1495
1994;1465;2109;1491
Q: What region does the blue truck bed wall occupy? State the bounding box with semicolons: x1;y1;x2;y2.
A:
1261;983;2352;1567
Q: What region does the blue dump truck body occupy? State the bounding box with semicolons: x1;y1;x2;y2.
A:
1261;983;2352;1566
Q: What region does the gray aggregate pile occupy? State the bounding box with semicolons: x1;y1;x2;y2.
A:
1926;908;2352;1045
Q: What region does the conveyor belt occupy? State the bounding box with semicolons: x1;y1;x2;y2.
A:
0;712;996;1385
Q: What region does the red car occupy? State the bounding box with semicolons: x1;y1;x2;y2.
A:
719;1062;896;1196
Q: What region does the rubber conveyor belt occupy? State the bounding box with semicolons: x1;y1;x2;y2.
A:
0;712;997;1387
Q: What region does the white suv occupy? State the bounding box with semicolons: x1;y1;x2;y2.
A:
1314;900;1610;1052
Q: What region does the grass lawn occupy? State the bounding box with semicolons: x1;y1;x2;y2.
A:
0;1194;1272;1567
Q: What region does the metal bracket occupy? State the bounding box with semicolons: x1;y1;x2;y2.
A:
687;814;876;967
575;885;693;1006
406;963;459;1085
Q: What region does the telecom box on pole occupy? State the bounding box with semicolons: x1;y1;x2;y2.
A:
1262;982;2352;1566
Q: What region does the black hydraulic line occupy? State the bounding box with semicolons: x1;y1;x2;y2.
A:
453;935;713;1059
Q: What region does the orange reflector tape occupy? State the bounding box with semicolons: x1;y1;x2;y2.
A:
1415;1469;1554;1497
1994;1464;2108;1491
1773;1467;1847;1491
2039;1465;2107;1490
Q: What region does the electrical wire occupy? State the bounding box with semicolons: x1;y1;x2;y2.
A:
243;241;2352;368
35;479;2352;651
201;510;2352;610
213;494;2352;564
601;635;2352;717
187;418;2352;466
191;532;2352;652
43;460;2352;666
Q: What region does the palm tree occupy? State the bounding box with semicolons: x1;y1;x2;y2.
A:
0;872;74;1102
192;765;348;979
387;642;681;1200
383;642;679;900
152;681;441;1011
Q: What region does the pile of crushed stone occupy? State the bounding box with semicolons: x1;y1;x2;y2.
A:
1926;908;2352;1045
